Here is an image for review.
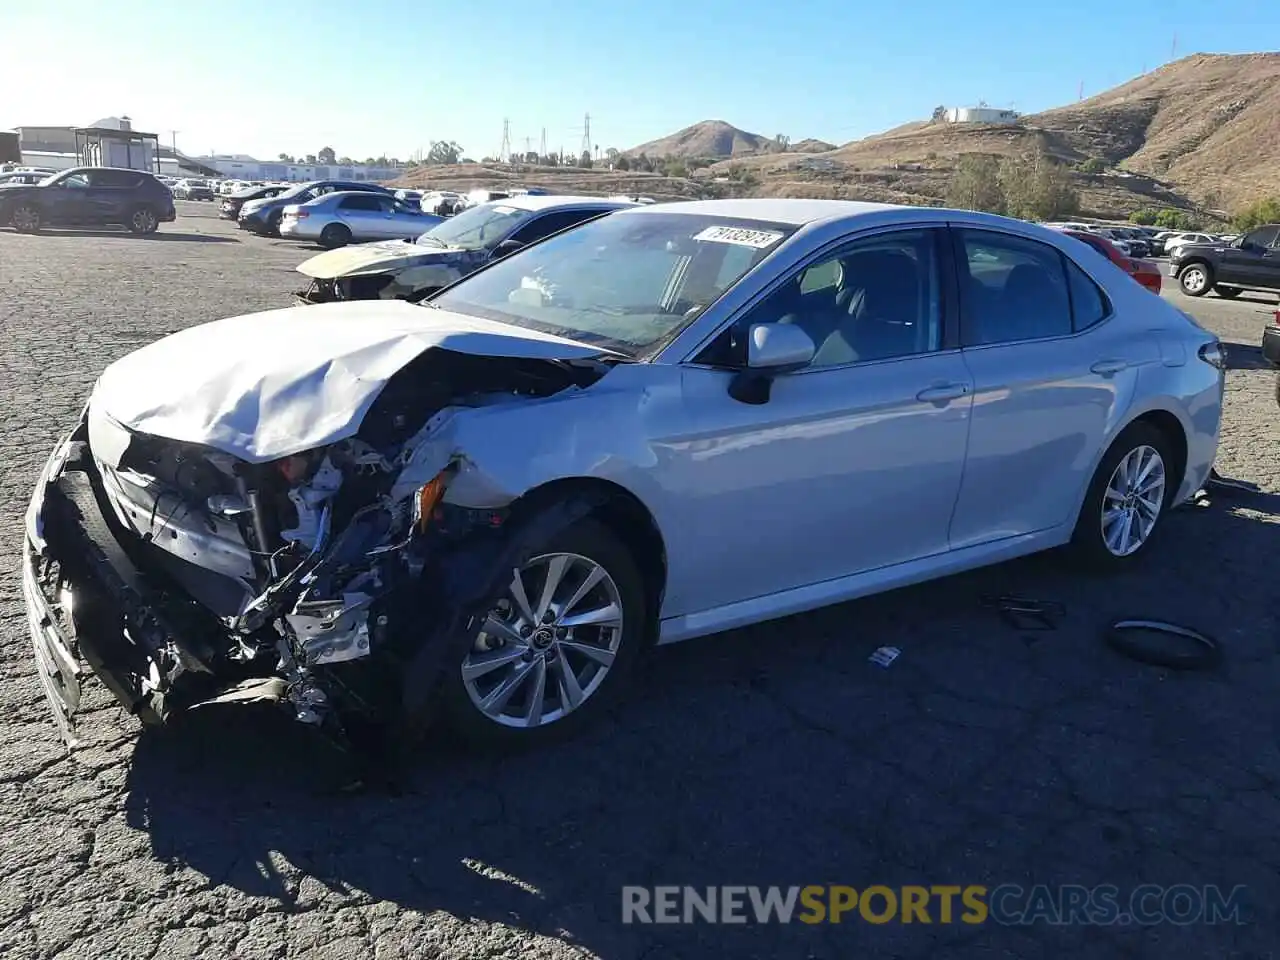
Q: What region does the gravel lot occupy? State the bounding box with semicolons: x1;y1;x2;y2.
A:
1;203;1278;959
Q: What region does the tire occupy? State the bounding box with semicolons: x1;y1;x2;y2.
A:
438;517;647;750
319;223;352;249
1178;262;1212;297
1069;421;1175;570
128;206;158;235
1214;286;1242;299
10;203;41;233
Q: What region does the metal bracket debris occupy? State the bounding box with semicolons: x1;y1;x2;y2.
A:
981;595;1065;632
868;646;901;667
1204;468;1261;495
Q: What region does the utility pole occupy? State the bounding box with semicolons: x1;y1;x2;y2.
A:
499;118;511;163
524;136;532;157
168;130;180;156
1077;80;1083;101
540;127;547;160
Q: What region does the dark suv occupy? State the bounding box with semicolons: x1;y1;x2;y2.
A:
0;167;177;234
1169;223;1280;299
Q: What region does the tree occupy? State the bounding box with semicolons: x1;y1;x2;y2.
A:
277;152;295;163
304;154;317;164
426;141;463;164
1077;157;1106;175
931;105;949;123
633;152;653;173
579;150;593;168
1129;209;1158;225
1233;197;1280;232
613;154;630;171
945;154;1004;214
1153;208;1198;230
338;156;353;165
664;160;688;178
998;148;1078;220
317;146;336;165
523;151;539;163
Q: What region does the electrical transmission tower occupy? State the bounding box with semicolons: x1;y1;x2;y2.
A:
540;127;547;160
499;118;511;163
580;113;591;161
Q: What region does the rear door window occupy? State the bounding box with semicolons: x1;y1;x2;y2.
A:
338;194;382;212
956;229;1072;346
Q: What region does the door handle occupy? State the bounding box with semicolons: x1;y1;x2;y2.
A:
1090;359;1129;375
916;382;970;403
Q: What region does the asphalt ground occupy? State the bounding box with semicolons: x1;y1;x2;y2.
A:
0;203;1277;959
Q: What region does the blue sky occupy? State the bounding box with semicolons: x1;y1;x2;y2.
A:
0;0;1273;162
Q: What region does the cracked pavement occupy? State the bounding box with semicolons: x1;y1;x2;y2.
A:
0;204;1278;959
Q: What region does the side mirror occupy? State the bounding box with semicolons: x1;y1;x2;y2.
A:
494;239;524;257
728;323;815;405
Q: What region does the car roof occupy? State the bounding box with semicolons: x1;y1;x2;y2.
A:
618;197;904;226
493;194;638;213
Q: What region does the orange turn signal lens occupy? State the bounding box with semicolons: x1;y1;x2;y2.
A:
415;474;448;530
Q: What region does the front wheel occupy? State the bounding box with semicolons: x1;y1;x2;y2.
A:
10;203;41;233
1070;422;1174;569
439;517;647;749
1178;263;1212;297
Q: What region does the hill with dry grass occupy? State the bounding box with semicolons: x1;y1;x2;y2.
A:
625;120;778;158
391;53;1280;220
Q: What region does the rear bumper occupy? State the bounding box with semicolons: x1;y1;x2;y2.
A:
1262;325;1280;367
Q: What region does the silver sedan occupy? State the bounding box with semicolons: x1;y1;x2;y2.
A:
279;190;443;247
22;199;1224;753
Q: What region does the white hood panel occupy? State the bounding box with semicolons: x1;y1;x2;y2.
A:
90;300;604;463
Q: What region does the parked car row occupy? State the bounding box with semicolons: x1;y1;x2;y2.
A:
22;197;1226;753
1046;226;1163;295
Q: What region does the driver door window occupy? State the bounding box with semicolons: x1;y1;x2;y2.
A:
739;228;944;368
60;173;91;189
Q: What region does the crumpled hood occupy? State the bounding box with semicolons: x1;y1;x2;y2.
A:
296;240;466;279
89;300;606;464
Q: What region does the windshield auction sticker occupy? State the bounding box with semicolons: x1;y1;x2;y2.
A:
694;225;785;248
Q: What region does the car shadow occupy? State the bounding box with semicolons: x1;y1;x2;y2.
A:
1220;293;1278;306
120;489;1280;956
16;228;240;243
1222;341;1275;370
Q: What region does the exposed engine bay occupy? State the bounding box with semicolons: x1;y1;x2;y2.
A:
30;347;610;751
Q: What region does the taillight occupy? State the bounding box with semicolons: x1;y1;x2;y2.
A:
292;210;308;218
1198;341;1226;370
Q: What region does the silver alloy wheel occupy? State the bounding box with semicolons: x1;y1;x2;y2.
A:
12;205;39;231
462;552;624;728
1181;266;1208;293
1101;444;1166;557
132;208;157;233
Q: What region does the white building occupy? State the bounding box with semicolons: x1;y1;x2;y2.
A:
195;153;403;183
944;106;1020;125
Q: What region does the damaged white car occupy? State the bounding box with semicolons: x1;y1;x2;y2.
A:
292;194;636;305
24;199;1224;754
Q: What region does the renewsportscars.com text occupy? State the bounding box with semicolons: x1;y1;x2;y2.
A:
621;884;1247;926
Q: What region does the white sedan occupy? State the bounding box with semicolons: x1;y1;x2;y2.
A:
23;199;1224;752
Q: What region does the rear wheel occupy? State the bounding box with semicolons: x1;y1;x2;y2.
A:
319;223;352;249
10;203;41;233
1178;262;1212;297
439;517;647;749
1070;422;1174;569
1214;286;1242;299
128;206;158;234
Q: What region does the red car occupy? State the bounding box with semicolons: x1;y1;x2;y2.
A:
1061;229;1162;294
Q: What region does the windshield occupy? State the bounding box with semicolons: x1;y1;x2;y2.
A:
429;212;796;358
415;202;533;249
278;182;316;201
